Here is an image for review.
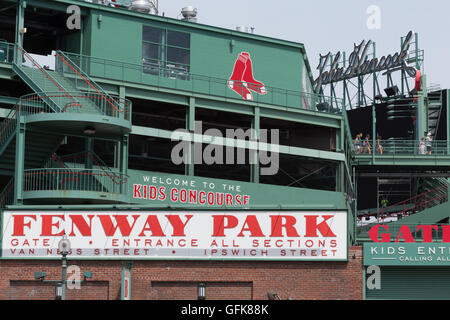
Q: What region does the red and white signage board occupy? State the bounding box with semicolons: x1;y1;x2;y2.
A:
1;210;347;260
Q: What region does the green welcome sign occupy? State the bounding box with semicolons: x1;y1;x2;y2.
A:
364;243;450;266
127;170;347;210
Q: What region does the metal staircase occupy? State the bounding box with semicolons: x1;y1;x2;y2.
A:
357;178;450;238
0;45;130;205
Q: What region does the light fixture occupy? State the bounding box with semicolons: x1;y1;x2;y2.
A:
58;233;71;256
316;102;330;112
84;271;93;280
83;126;96;135
374;94;383;101
267;292;281;300
198;282;206;300
55;283;62;300
34;272;46;280
384;85;399;97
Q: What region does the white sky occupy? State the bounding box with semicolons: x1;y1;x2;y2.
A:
157;0;450;89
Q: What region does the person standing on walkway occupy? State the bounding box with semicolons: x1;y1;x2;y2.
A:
363;134;371;154
419;137;426;155
425;132;433;155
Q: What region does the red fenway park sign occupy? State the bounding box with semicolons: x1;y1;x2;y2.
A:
1;210;347;260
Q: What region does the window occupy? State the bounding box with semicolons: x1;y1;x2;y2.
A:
142;26;190;79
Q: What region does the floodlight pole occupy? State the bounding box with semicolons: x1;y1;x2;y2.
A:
61;252;67;300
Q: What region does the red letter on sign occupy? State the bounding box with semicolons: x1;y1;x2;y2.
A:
212;215;238;237
237;215;265;237
166;215;193;237
40;215;65;236
98;215;139;236
12;215;36;236
417;225;438;243
442;225;450;243
270;215;300;237
133;184;142;198
69;215;95;236
138;215;165;237
395;225;415;243
304;215;336;237
369;225;391;242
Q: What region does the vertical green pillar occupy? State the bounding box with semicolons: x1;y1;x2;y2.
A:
119;86;126;120
372;42;376;163
14;117;25;205
115;86;126;170
121;134;129;176
15;0;25;63
185;97;195;176
336;162;345;193
251;107;260;183
85;138;93;169
417;74;427;142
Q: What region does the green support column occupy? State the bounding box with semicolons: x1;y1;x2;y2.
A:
121;134;129;176
372;42;377;163
186;97;195;176
115;86;126;169
85;138;94;169
336;162;345;193
14;117;25;205
251;107;260;183
119;86;126;120
15;0;25;63
417;74;427;142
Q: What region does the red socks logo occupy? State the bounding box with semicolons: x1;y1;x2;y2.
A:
228;52;267;101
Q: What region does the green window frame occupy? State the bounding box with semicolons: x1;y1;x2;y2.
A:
142;26;191;80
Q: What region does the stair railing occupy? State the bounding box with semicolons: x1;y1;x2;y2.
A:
359;182;449;224
55;50;131;120
0;179;14;209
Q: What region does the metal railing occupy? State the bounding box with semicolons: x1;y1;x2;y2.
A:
16;92;129;116
0;42;14;64
48;151;127;185
357;184;449;232
55;50;131;120
0;102;18;147
24;168;128;195
15;45;75;111
0;92;131;156
0;179;14;209
353;139;450;155
60;51;344;113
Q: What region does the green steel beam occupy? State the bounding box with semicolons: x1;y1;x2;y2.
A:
186;96;195;176
355;154;450;166
13;116;25;205
131;125;346;162
15;0;25;58
81;75;343;129
0;64;14;79
251;106;260;183
0;96;19;106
